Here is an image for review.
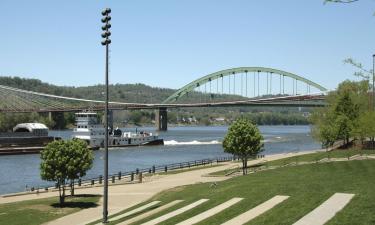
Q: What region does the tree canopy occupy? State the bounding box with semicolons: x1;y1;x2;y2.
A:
311;80;372;148
40;139;93;205
223;118;264;175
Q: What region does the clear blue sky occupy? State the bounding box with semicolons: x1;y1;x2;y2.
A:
0;0;374;90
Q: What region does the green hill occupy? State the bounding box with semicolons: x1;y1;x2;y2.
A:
0;76;310;130
0;76;175;103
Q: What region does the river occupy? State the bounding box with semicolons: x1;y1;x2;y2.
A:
0;125;320;195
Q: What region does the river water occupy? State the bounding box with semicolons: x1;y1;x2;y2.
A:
0;125;320;195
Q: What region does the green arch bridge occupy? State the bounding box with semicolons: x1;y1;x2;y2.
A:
0;67;328;130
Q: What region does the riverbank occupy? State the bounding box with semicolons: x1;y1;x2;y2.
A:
0;149;323;225
125;153;375;225
0;125;319;195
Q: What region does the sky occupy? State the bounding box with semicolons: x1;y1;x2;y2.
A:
0;0;374;91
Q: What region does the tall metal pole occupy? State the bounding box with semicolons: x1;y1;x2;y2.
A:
103;42;109;223
373;54;375;111
101;8;111;223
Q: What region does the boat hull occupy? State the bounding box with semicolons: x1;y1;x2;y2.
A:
106;138;164;148
0;136;60;156
143;138;164;146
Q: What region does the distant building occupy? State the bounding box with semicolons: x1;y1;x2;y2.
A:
214;117;226;122
13;123;49;137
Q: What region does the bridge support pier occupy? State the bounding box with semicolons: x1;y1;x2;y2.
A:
49;111;65;130
108;110;114;132
155;107;168;131
102;110;114;132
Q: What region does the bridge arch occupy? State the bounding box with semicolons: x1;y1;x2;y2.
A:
162;67;327;103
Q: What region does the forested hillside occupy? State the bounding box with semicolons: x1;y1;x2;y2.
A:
0;76;174;103
0;76;310;131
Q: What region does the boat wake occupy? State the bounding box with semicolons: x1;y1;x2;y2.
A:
263;137;283;143
164;137;284;146
164;140;220;146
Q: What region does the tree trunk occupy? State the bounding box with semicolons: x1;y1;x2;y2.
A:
58;183;62;205
59;193;64;206
244;158;248;174
242;158;246;175
60;181;65;206
70;180;75;196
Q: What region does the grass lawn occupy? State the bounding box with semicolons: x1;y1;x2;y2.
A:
109;159;375;225
208;163;263;176
265;149;375;167
0;194;100;225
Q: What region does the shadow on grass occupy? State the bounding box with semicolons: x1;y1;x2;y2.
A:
248;163;264;168
50;194;101;209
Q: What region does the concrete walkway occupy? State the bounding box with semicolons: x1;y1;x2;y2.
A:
141;199;209;225
176;197;243;225
221;195;289;225
293;193;355;225
100;201;160;224
50;166;228;225
117;200;183;225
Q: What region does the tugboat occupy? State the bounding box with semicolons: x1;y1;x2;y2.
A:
72;111;163;149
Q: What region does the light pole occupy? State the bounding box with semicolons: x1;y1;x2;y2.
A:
101;7;111;223
373;54;375;111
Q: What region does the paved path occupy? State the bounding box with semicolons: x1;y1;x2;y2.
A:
293;193;355;225
118;200;183;225
176;197;243;225
221;195;289;225
97;201;160;225
141;199;209;225
50;166;228;225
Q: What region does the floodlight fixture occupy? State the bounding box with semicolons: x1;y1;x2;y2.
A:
102;23;111;31
101;16;111;23
102;8;111;16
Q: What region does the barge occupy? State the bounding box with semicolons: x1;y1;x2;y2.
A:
0;123;59;155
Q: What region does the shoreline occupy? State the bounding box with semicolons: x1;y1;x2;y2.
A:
2;148;355;225
0;149;322;199
0;149;322;201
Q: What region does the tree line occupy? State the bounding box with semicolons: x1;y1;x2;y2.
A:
311;80;375;149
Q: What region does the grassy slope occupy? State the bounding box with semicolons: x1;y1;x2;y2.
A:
209;149;375;176
0;194;100;225
265;149;374;167
115;159;375;225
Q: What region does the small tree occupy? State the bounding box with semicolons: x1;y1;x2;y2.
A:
223;118;264;175
40;139;93;205
311;109;338;149
66;139;94;196
311;81;363;148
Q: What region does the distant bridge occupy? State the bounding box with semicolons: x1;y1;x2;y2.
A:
163;67;327;103
0;67;328;130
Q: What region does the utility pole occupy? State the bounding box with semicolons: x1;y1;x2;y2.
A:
101;7;111;223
